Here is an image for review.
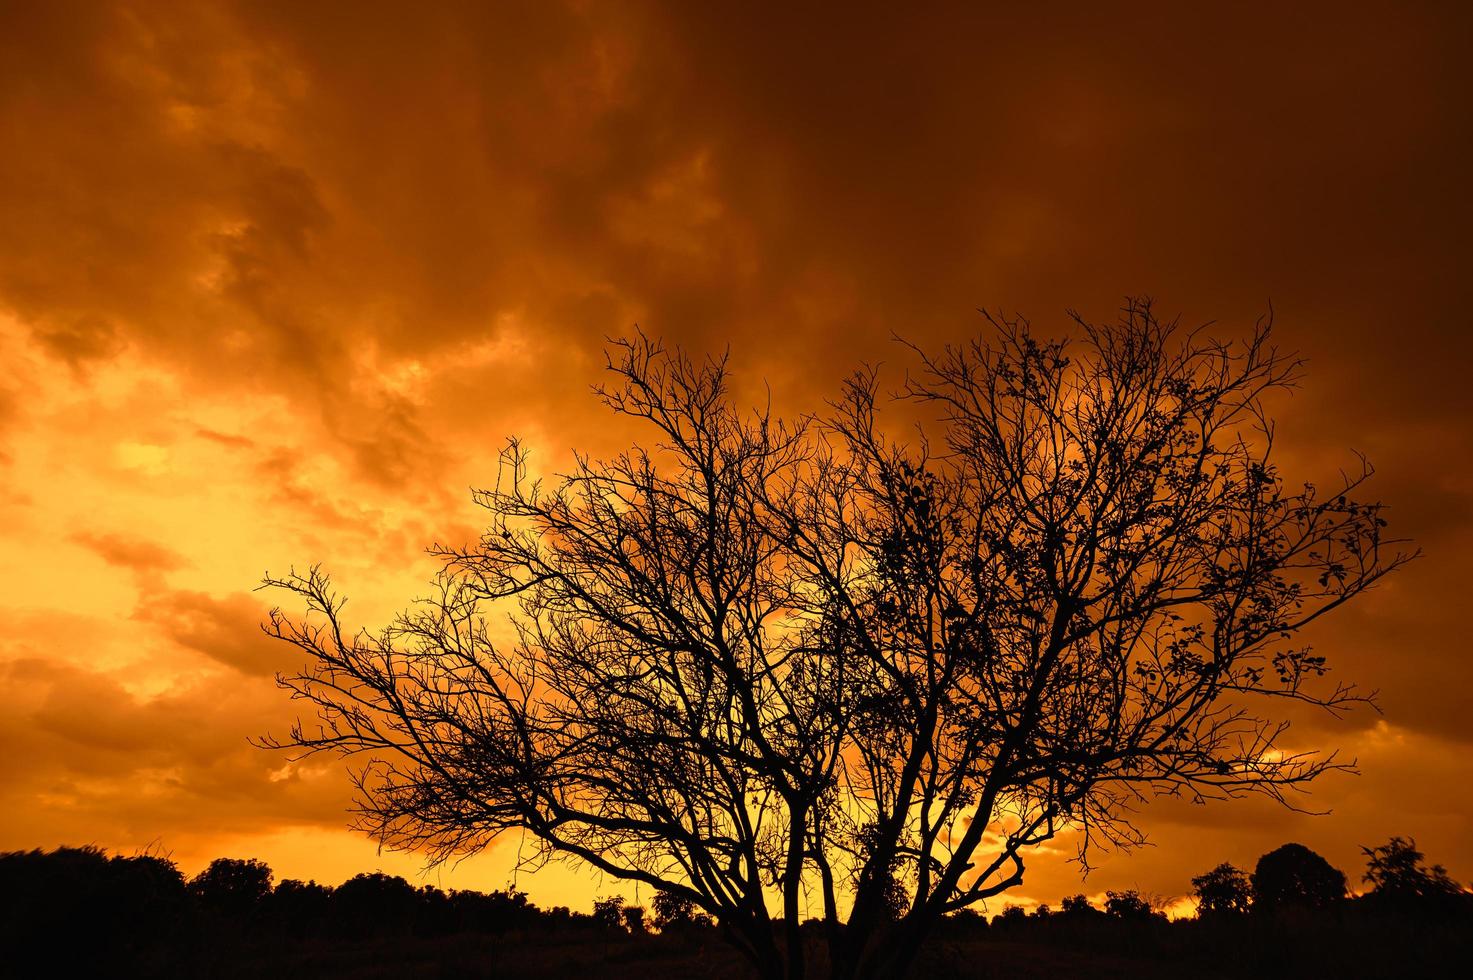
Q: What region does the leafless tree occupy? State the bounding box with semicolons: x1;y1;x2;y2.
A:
260;301;1413;980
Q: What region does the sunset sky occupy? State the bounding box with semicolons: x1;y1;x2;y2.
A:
2;1;1470;915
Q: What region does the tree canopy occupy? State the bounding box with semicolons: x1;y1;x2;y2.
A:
262;301;1412;980
1252;843;1348;911
1192;862;1252;916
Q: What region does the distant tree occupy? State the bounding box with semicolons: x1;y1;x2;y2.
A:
331;872;418;937
653;889;713;931
1252;843;1346;911
592;895;626;931
191;857;273;916
264;306;1412;980
623;904;648;934
1032;903;1052;918
449;885;539;933
1060;894;1097;916
1361;837;1466;909
1192;863;1252;917
1104;889;1157;920
993;904;1028;927
262;878;333;937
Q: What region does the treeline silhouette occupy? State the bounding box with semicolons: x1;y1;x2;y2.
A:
1;838;1467;978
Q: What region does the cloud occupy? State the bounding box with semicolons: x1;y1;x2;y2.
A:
71;531;188;576
0;657;352;848
134;589;287;678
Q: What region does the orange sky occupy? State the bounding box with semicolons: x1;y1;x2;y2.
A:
2;1;1470;914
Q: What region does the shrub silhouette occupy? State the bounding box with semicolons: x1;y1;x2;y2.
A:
1252;843;1346;911
0;845;190;974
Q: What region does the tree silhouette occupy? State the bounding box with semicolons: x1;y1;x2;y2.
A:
331;872;418;937
263;878;333;938
190;857;273;917
1059;894;1099;917
622;903;648;934
1360;837;1466;911
1104;890;1157;921
653;888;713;931
592;895;626;931
262;303;1411;980
1251;843;1346;912
1192;862;1252;916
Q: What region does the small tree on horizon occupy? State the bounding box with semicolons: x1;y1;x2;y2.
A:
1104;889;1159;921
652;889;712;931
261;302;1412;980
591;895;626;931
1361;836;1467;908
1192;862;1252;917
190;857;273;917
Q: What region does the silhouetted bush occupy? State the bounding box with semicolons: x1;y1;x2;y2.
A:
0;845;192;975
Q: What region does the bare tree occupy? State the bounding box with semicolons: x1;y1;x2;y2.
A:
260;301;1412;980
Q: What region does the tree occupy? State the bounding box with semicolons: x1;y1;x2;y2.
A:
190;857;273;916
1251;843;1346;911
1103;889;1157;920
1360;836;1466;910
652;889;712;931
1060;894;1098;916
591;895;626;931
262;303;1412;980
993;904;1028;927
1192;862;1252;917
262;879;333;938
331;872;418;937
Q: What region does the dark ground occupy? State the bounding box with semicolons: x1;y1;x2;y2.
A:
126;922;1468;980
